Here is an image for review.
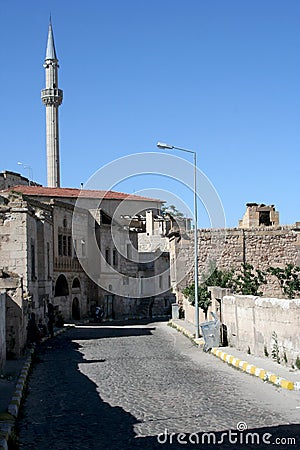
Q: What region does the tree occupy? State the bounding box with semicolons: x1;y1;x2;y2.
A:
268;264;300;299
182;283;211;320
203;265;235;289
231;263;266;296
161;204;184;218
182;266;234;320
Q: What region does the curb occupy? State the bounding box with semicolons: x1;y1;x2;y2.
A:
210;348;300;391
0;326;69;450
0;348;33;450
168;320;205;346
168;320;300;392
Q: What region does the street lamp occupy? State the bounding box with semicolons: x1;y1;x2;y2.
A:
157;142;199;339
17;162;33;186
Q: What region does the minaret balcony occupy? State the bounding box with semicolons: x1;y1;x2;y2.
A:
41;88;63;106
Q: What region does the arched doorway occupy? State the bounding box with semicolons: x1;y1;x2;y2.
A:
72;297;80;320
54;274;69;297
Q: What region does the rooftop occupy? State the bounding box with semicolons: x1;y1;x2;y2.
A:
2;185;163;203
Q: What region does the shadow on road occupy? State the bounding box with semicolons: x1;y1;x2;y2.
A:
71;323;157;341
16;329;300;450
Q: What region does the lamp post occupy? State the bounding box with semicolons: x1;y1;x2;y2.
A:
157;142;199;339
17;162;33;186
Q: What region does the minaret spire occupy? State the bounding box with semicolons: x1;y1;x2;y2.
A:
41;19;63;188
45;20;57;61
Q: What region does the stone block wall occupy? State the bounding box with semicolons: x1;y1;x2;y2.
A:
170;226;300;298
0;292;5;370
222;294;300;367
5;285;27;358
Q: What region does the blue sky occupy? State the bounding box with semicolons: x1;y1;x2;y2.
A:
1;0;299;227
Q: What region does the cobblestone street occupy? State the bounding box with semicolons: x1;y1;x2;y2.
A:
17;321;300;449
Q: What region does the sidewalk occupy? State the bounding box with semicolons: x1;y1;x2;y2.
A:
170;318;300;391
0;326;70;450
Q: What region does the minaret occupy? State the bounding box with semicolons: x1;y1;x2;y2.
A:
41;19;63;187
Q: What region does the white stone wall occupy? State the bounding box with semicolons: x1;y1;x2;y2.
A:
222;294;300;367
182;297;206;325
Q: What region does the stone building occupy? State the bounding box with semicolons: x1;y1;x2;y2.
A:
0;171;40;190
0;192;53;358
238;203;279;228
0;184;175;363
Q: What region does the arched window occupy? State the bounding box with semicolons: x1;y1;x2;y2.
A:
72;278;80;289
54;274;69;296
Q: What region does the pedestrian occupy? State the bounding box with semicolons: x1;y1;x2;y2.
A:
27;312;41;347
38;318;48;338
47;303;55;338
95;305;104;322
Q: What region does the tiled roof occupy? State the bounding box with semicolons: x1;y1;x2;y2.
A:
3;185;163;203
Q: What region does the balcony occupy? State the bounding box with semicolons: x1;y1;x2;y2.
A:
54;256;82;272
41;88;63;106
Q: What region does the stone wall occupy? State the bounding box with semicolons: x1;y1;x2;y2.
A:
138;234;169;252
222;294;300;367
0;292;5;369
170;225;300;298
181;297;207;325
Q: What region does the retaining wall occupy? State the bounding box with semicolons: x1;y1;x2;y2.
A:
222;294;300;367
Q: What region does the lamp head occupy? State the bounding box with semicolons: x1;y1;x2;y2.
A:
156;142;174;150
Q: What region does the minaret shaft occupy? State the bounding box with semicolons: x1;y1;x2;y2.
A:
41;22;63;188
45;105;60;187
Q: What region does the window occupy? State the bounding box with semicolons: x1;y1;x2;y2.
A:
63;235;67;256
47;242;50;278
113;249;118;266
259;211;271;226
105;248;110;264
31;243;36;280
67;236;72;257
59;234;72;257
126;243;132;260
73;239;77;257
159;275;163;289
58;234;63;256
